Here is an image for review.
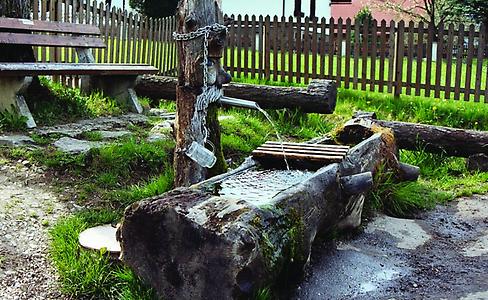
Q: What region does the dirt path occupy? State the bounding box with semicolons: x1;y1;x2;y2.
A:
0;161;69;300
294;196;488;300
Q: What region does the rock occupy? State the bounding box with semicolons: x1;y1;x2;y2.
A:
148;108;176;120
97;130;132;140
35;113;149;137
466;153;488;172
0;135;35;148
146;121;174;142
53;137;105;154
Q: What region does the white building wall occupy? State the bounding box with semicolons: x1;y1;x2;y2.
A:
222;0;330;19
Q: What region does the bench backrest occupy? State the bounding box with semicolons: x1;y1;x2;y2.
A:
0;17;105;49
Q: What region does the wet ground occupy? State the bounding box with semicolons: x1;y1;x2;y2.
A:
294;195;488;300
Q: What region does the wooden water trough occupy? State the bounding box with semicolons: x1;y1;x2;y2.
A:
118;126;419;299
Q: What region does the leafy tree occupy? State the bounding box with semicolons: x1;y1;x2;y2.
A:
373;0;465;27
355;6;373;26
452;0;488;25
129;0;178;18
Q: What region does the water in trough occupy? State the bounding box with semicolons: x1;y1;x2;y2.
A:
215;169;314;206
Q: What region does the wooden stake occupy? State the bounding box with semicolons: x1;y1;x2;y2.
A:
174;0;228;187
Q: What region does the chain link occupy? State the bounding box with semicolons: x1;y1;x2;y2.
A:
173;23;227;148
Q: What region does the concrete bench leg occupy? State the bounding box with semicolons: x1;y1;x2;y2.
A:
80;75;144;114
0;77;37;128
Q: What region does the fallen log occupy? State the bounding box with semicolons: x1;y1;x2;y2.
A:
118;131;411;299
338;114;488;158
135;75;337;114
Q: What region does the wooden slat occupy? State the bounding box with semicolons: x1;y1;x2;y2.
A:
287;16;294;82
303;17;310;84
344;18;352;88
121;9;128;64
272;15;279;81
434;23;444;99
258;145;348;155
464;24;475;101
328;17;335;80
295;17;302;83
0;62;158;76
336;18;343;86
256;147;347;157
319;17;326;79
444;23;454;99
387;20;395;93
264;141;350;150
311;17;318;80
378;20;387;92
251;15;257;79
369;19;377;92
394;21;405;97
454;24;465;100
361;19;368;90
353;20;360;89
252;150;344;162
236;14;243;78
264;15;271;81
0;32;105;48
474;24;485;102
280;16;286;82
40;0;47;63
229;15;236;77
243;14;250;78
258;15;264;79
424;22;434;97
0;16;101;35
406;21;414;95
415;22;424;96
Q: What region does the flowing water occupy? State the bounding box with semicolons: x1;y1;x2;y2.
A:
256;106;290;170
216;169;314;206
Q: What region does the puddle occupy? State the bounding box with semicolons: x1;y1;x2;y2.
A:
216;169;314;206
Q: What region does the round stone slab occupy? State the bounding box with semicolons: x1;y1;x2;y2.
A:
79;224;121;254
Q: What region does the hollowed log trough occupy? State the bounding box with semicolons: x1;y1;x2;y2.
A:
117;131;415;299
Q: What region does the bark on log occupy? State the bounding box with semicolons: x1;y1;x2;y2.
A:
338;114;488;158
118;132;406;299
135;75;337;114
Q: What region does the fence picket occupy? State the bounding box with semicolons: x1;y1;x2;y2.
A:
344;18;352;89
474;24;485;102
415;22;424;96
311;17;318;80
353;20;360;89
288;16;294;82
378;20;387;93
319;18;326;80
328;17;335;81
434;23;444;98
395;21;405;97
445;24;454;99
243;15;250;78
336;18;343;86
454;24;465;100
369;19;377;92
280;16;287;82
303;17;310;84
295;17;302;83
464;25;475;101
236;15;243;78
406;21;414;95
272;15;279;81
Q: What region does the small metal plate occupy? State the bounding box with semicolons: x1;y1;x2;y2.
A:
79;224;121;254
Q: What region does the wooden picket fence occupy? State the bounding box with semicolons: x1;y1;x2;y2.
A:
30;0;488;103
224;15;488;102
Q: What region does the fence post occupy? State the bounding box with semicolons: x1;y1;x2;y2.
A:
394;21;405;98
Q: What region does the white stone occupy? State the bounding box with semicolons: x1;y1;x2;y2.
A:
53;137;105;154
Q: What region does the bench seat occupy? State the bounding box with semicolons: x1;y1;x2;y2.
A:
0;63;159;76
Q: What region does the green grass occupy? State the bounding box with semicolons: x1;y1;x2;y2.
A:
4;75;485;299
49;210;157;300
25;77;122;127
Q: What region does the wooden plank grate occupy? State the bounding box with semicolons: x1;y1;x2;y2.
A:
252;141;350;163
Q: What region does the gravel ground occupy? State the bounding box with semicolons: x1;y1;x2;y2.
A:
0;161;69;300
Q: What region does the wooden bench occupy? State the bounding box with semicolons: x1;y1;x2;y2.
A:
0;17;159;128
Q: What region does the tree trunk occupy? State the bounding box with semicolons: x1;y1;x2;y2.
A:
136;75;337;114
174;0;227;187
337;114;488;158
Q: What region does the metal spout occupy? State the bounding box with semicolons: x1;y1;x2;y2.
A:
219;96;260;110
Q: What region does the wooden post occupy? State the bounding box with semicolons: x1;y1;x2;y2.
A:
174;0;229;187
